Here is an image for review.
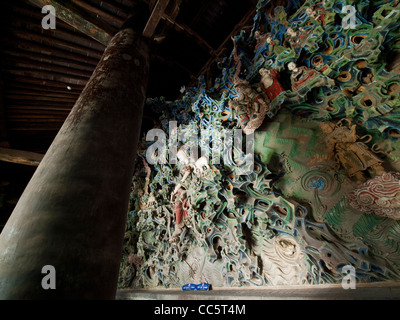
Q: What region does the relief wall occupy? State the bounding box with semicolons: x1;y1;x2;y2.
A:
118;0;400;289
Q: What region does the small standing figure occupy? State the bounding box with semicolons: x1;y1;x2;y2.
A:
306;6;324;24
258;68;285;101
254;31;277;58
286;27;300;49
170;186;190;243
169;151;210;243
265;35;275;46
319;119;385;181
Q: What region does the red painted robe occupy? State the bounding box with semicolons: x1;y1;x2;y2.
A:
261;69;284;101
173;189;189;225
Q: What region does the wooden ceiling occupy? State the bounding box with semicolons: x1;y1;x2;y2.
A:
0;0;258;155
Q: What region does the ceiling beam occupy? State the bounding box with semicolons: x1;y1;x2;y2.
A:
26;0;115;46
0;147;44;166
143;0;170;38
69;0;125;27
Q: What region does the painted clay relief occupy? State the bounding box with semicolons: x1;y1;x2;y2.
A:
119;0;400;289
348;172;400;220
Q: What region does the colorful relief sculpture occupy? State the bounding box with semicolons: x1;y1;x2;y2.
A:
348;172;400;220
229;79;270;134
259;68;284;101
320;119;385;181
258;67;285;115
170;151;211;243
305;5;326;25
254;31;275;59
118;0;400;289
288;61;335;95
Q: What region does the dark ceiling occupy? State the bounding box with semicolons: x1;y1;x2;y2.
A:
0;0;258;154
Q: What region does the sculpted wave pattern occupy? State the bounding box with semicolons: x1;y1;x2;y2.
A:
118;0;400;288
348;172;400;220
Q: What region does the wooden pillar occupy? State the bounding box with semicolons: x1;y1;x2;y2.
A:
0;25;150;299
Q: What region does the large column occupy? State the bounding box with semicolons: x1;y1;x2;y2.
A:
0;25;150;299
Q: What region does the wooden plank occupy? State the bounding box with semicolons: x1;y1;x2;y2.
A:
143;0;170;38
2;48;95;73
70;0;124;27
0;147;44;166
6;89;80;99
3;57;93;79
5;75;85;90
5;68;89;87
2;37;100;66
7;28;103;59
0;75;9;147
5;94;77;103
26;0;115;46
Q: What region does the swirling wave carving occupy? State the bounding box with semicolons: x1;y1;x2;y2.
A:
348;172;400;220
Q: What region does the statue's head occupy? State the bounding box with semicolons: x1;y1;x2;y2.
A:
259;68;270;76
306;7;313;15
287;27;296;36
288;62;297;71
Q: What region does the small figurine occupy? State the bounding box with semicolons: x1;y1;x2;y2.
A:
169;151;210;243
286;27;300;49
170;186;190;243
319;119;385;181
287;26;323;53
258;68;285;101
264;35;276;57
254;31;281;59
306;6;325;25
306;7;319;19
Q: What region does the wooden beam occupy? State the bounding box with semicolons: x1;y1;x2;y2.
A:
143;0;170;38
7;28;103;59
3;37;100;67
69;0;125;27
5;68;89;87
0;74;9;147
26;0;115;46
0;147;44;166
